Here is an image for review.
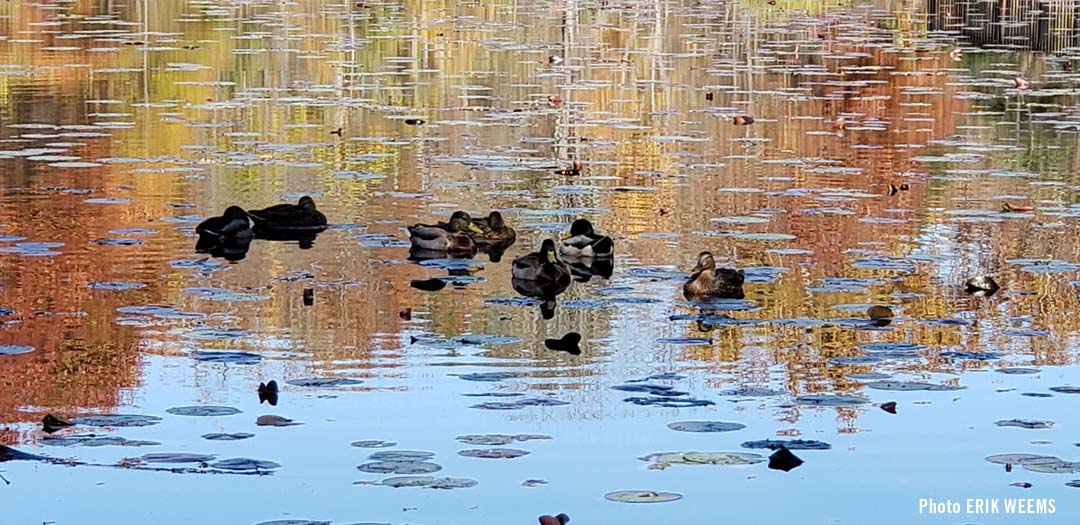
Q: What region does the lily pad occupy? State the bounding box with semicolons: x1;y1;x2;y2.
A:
795;395;870;407
605;490;683;503
351;440;397;448
643;451;765;466
1024;460;1080;474
458;448;530;459
166;406;241;417
368;451;435;462
255;521;330;525
381;476;477;489
202;433;254;441
456;434;551;446
667;421;746;433
191;351;262;364
1050;386;1080;394
70;414;162;428
211;458;281;471
986;454;1060;465
42;434;160;447
996;367;1041;375
996;419;1054;429
624;397;714;408
740;439;832;451
456;372;519;382
0;344;34;356
357;461;442;474
867;381;965;391
183;328;249;340
612;384;686;396
471;398;569;410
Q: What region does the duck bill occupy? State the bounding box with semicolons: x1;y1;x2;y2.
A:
467;223;484;234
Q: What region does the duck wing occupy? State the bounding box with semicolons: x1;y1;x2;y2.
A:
408;224;450;241
248;204;327;229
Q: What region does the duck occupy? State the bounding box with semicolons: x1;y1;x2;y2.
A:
470;211;517;244
683;251;745;300
559;219;613;258
195;206;253;241
512;239;571;285
407;211;483;252
247;196;327;231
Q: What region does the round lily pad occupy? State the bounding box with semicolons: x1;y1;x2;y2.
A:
795;395;870;406
211;458;281;471
351;440;397;448
470;398;569;410
138;453;216;464
191;351;262;364
0;345;34;356
357;461;442;474
368;450;435;462
667;421;746;433
381;476;477;489
70;414;163;428
996;367;1040;375
458;448;529;459
986;454;1060;465
1023;460;1080;474
455;434;551;445
286;378;363;387
202;433;254;441
624;397;714;408
643;451;765;466
996;419;1054;429
605;490;683;503
740;439;832;451
166;406;241;417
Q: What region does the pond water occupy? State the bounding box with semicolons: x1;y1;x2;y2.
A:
1;0;1080;523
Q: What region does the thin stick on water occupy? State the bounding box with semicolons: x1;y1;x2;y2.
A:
0;472;10;485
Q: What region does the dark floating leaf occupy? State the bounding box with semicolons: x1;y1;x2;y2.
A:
187;352;259;365
211;458;281;471
357;461;442;474
624;397;714;408
1022;393;1053;398
667;421;745;433
410;278;447;292
458;448;530;459
256;415;301;427
941;351;1003;361
138;453;216;464
183;328;249;340
286;378;363;387
455;372;519;382
1023;460;1080;474
1050;386;1080;394
880;401;898;414
166;406;242;417
0;445;46;462
381;476;477;489
768;448;804;472
611;384;686;396
254;521;330;525
996;419;1054;429
656;337;712;345
857;342;926;353
985;454;1060;465
738;438;829;451
470;398;570;410
719;387;785;397
996;367;1040;375
202;433;255;441
795;395;870;407
42;414;74;433
351;440;397;448
42;434;160;447
604;490;683;503
70;414;163;428
368;451;435;462
461;392;524;398
0;344;34;356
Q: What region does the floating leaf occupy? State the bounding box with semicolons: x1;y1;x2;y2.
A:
166;406;241;417
667;421;746;433
795;395;870;407
604;490;683;503
381;476;477;489
1050;386;1080;394
70;414;162;428
741;439;832;451
624;397;714;408
471;398;569;410
458;448;529;459
867;381;965;391
211;458;281;471
642;451;765;466
351;440;397;448
286;378;363;387
191;351;262;364
996;419;1054;429
202;433;254;441
986;454;1060;465
138;453;216;464
368;451;435;462
357;461;442;474
42;434;160;447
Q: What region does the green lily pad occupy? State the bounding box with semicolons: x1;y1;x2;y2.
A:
368;450;435;462
996;419;1054;429
70;414;163;428
667;421;746;433
351;440;397;448
381;476;477;489
458;448;529;459
1023;460;1080;474
166;406;241;417
211;458;281;471
642;451;765;466
605;490;683;503
455;434;551;445
986;454;1060;465
357;461;441;474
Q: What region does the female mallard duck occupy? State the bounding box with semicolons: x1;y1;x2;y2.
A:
408;211;482;252
512;239;571;285
471;211;517;243
683;251;745;300
196;206;253;241
247;196;327;230
559;219;613;258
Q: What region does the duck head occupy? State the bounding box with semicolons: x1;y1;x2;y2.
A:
224;206;250;222
298;196;317;210
692;251;716;273
449;211;483;233
541;239;559;264
567;218;595;238
487;211;507;228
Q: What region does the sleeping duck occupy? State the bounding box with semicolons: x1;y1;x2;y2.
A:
559;219;613;258
408;211;483;252
196;206;253;242
247;196;328;231
471;211;517;244
683;251;745;300
512;239;571;285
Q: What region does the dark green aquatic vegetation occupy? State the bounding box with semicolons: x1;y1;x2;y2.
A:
741;439;832;451
667;421;745;433
624;397;714;408
795;395;870;407
166;406;242;417
470;398;570;410
202;433;254;441
380;476;477;489
70;414;163;428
